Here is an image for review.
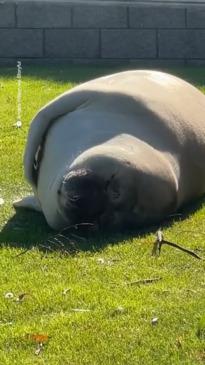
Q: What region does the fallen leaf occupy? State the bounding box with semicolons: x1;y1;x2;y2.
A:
16;293;28;302
30;334;49;344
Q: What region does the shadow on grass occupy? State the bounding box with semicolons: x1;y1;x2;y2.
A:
1;196;205;255
1;64;205;88
0;64;125;85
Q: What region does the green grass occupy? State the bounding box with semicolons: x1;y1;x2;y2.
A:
1;64;205;364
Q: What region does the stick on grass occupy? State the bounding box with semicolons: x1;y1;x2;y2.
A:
152;229;203;260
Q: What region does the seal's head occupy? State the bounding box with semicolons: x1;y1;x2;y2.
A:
57;150;177;231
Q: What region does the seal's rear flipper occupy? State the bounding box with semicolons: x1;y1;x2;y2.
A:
13;196;42;212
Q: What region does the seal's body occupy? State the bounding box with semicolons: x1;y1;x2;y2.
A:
15;70;205;230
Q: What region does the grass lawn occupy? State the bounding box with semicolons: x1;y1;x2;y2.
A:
1;64;205;364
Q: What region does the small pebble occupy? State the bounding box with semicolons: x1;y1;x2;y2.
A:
97;258;105;264
15;120;22;128
4;292;14;299
151;317;158;325
0;198;4;206
116;306;125;313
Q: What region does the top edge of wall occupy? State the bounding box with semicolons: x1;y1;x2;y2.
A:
3;0;205;4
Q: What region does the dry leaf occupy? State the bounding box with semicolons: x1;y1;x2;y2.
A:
30;334;49;344
16;293;28;302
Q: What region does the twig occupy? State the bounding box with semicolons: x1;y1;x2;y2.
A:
70;233;87;242
152;229;203;260
162;239;202;260
128;277;162;286
13;248;30;258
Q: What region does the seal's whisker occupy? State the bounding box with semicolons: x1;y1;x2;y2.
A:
69;233;87;242
39;244;55;252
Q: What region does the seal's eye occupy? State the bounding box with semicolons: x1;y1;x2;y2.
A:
110;186;121;201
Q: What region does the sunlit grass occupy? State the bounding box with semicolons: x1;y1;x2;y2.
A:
1;65;205;364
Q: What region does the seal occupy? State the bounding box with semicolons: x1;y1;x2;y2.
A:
14;70;205;230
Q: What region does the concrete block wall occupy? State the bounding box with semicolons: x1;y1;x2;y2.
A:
1;1;205;66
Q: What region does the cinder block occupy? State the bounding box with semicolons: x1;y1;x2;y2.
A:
0;29;43;57
0;58;128;66
17;1;71;28
159;30;205;59
73;5;127;28
129;5;185;28
45;30;99;58
129;59;185;67
0;58;17;66
71;58;128;66
187;7;205;28
0;3;15;27
187;59;205;66
101;30;156;58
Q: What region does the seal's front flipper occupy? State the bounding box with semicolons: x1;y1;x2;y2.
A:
13;196;42;212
